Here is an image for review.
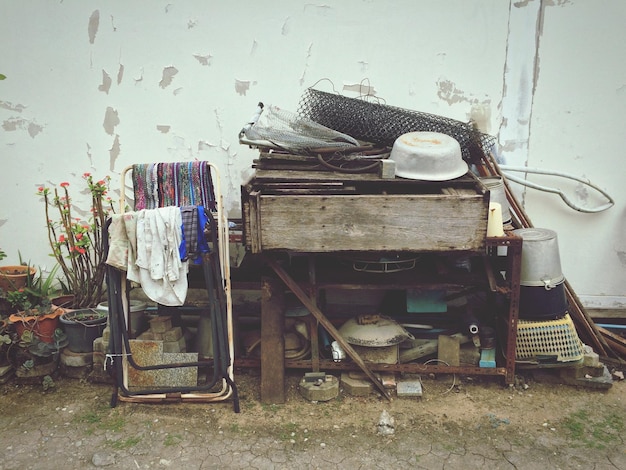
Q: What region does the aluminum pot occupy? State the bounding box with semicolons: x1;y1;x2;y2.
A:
512;228;564;288
338;314;414;347
391;131;468;181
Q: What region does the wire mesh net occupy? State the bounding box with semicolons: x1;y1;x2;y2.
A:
297;88;496;165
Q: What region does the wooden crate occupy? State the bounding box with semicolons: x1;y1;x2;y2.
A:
242;171;489;254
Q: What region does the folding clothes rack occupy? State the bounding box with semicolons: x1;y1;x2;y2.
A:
104;162;239;412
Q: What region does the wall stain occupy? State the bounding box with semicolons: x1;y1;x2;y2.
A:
157;125;171;134
88;10;100;44
159;66;179;88
103;107;120;135
98;70;112;94
299;43;313;86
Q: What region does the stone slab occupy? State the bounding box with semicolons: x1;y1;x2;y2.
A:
397;379;423;397
127;339;197;391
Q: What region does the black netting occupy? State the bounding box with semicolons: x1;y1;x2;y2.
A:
297;88;496;165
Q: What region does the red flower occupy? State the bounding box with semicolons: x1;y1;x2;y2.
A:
75;233;83;240
38;186;44;192
60;182;69;187
59;234;66;243
83;172;91;177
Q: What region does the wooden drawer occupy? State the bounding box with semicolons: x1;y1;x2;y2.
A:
242;172;489;254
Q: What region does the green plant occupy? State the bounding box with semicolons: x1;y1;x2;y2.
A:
0;248;6;261
5;264;61;315
37;173;115;309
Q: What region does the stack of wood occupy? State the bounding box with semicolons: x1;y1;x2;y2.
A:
479;153;626;366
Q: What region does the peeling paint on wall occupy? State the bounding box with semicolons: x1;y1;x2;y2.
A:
299;43;313;86
86;143;93;166
88;10;100;44
187;19;198;29
250;40;258;56
103;107;120;135
343;83;376;96
0;101;26;112
109;135;120;170
159;66;179;89
281;17;291;35
98;70;112;94
117;64;124;85
2;117;43;138
193;54;212;66
436;78;467;105
134;68;144;84
173;87;183;96
235;79;251;96
156;125;171;134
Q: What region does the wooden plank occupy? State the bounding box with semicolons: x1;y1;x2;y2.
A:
260;277;285;404
264;256;392;401
255;194;487;253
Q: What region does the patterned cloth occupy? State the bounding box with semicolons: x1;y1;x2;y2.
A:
132;161;216;211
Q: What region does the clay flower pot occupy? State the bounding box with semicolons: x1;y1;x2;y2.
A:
0;265;37;292
9;308;63;344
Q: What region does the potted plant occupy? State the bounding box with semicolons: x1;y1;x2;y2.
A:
0;250;38;293
37;173;116;310
59;308;107;353
7;264;63;344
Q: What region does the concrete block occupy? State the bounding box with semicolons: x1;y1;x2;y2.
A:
149;316;172;333
340;372;372;397
438;335;460;366
163;326;183;342
163;335;187;353
299;374;339;401
61;348;93;367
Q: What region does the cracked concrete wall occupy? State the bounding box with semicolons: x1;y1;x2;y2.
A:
0;0;623;308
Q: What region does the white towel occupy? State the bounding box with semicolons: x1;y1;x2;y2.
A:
132;207;188;306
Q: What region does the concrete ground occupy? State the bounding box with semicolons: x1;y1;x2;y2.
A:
0;366;625;470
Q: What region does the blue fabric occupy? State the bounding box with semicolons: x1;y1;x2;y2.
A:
179;206;211;264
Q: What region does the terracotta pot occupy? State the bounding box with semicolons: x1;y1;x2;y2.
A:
50;294;78;312
0;265;37;292
9;308;63;343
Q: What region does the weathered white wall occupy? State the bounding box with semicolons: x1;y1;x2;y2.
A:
0;0;623;308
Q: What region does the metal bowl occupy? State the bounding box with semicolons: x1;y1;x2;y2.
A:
391;131;468;181
338;314;414;347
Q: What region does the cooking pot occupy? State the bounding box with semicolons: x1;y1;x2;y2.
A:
391;131;468;181
338;314;414;347
512;228;564;288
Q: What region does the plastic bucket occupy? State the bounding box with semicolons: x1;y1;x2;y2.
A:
60;309;107;353
519;281;569;320
97;300;147;337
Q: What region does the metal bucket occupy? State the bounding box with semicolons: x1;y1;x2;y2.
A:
512;228;564;288
480;176;511;223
